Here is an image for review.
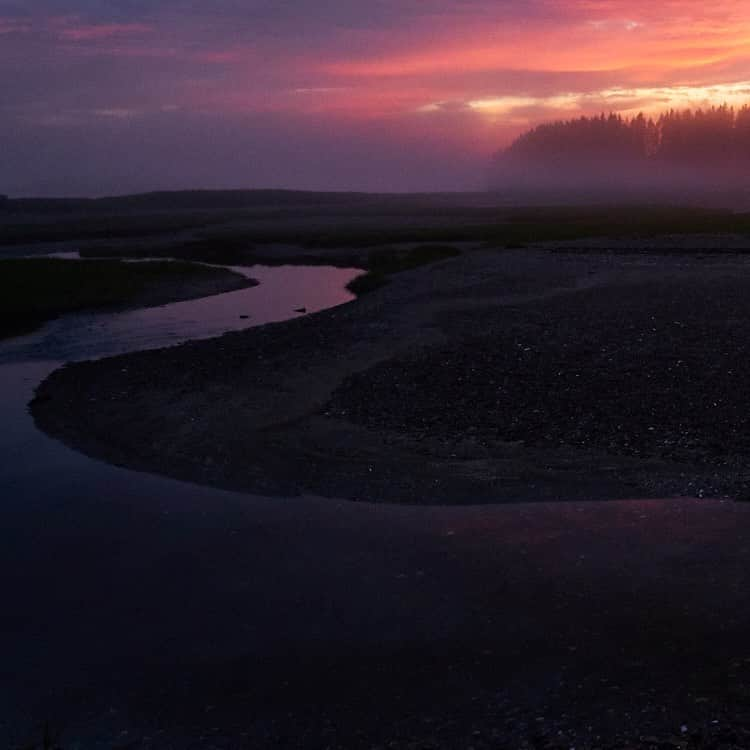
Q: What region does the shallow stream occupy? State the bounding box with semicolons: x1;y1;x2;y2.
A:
0;261;360;489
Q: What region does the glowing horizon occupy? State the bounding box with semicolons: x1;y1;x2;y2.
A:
1;1;749;194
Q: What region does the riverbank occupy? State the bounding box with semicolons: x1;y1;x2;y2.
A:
30;238;750;503
0;257;254;339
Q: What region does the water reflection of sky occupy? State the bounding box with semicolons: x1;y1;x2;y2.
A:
0;264;361;364
0;263;361;486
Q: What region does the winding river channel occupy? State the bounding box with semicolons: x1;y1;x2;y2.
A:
0;263;360;488
2;261;399;743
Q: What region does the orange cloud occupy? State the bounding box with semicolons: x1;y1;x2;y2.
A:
5;0;750;161
286;0;749;140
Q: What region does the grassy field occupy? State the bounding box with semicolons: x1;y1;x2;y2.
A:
272;205;750;248
0;258;242;340
62;204;750;267
347;244;461;295
5;197;750;253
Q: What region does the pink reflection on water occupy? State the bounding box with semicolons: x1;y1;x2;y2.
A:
0;264;362;363
116;263;361;341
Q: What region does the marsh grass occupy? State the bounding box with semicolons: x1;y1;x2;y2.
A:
347;244;461;295
244;205;750;248
0;258;235;339
8;201;750;251
54;204;750;276
18;721;63;750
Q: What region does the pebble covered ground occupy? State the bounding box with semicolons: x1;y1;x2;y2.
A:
330;271;750;500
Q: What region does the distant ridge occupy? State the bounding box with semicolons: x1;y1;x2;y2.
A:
0;188;512;215
0;189;383;214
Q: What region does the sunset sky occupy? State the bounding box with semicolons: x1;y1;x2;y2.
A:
2;1;749;195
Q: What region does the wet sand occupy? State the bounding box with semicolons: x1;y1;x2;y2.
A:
6;487;750;749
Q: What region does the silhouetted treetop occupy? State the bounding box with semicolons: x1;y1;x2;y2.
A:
492;104;750;193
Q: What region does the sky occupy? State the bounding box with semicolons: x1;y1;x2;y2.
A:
1;1;749;196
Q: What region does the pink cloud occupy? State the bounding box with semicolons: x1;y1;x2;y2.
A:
192;49;247;64
3;0;750;194
56;22;153;42
0;18;31;35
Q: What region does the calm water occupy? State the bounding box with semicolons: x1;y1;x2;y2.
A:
0;263;360;482
0;259;463;743
0;264;360;364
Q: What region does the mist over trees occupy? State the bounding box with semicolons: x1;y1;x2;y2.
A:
491;105;750;197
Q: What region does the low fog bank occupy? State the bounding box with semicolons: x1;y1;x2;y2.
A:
0;110;485;199
490;108;750;210
488;164;750;211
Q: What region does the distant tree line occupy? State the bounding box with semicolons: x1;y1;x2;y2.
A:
491;105;750;194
